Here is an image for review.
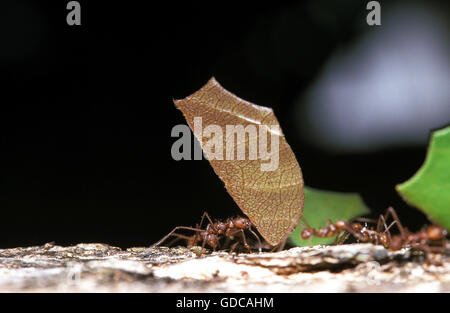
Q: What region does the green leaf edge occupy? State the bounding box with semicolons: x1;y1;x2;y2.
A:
396;126;450;231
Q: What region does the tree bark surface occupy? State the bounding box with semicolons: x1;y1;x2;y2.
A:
0;243;448;292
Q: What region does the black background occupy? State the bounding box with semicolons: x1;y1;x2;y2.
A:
0;0;446;248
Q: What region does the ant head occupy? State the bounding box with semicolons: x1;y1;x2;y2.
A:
234;217;251;229
427;225;447;240
301;228;312;240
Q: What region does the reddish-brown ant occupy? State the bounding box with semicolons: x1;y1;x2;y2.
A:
299;207;448;255
300;214;393;248
151;212;262;253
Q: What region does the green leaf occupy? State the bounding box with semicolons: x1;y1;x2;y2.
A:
290;187;370;246
396;126;450;231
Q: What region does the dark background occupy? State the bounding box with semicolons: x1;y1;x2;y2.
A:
0;0;447;248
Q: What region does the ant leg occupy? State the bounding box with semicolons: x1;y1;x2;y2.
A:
384;220;397;237
238;229;252;253
441;238;448;254
377;213;396;234
230;241;240;254
332;233;339;245
427;245;446;254
376;214;385;233
166;233;194;247
353;217;378;224
197;213;219;251
410;242;431;255
377;214;395;245
226;229;251;253
409;241;444;254
421;237;447;255
300;216;312;228
201;232;208;250
275;238;287;252
337;232;351;245
410;243;446;265
332;232;343;245
222;236;232;250
384;207;407;240
248;226;262;252
198;211;215;230
339;223;362;242
151;226;206;247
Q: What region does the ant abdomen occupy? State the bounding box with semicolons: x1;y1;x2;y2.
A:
426;225;447;241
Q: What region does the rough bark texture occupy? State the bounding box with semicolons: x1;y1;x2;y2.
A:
0;243;448;292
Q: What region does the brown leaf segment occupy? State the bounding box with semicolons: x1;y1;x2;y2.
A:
174;78;304;246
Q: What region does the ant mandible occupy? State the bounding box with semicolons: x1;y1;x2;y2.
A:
151;212;262;253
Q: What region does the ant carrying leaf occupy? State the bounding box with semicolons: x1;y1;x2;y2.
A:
151;212;262;253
